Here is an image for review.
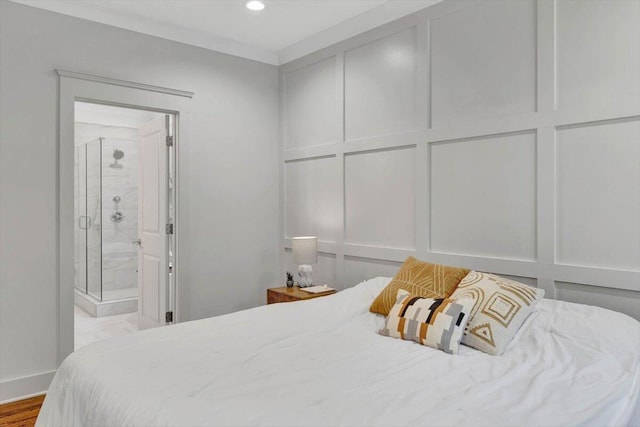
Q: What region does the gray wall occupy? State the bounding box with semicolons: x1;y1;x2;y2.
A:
280;0;640;317
0;0;279;399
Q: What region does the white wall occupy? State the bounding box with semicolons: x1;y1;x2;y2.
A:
280;0;640;320
0;0;280;400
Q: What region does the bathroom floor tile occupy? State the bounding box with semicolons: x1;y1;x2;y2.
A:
74;305;138;350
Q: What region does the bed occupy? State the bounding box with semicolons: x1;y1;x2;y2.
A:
37;277;640;427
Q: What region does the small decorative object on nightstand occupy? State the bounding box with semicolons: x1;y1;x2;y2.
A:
286;272;294;288
267;286;336;304
292;236;317;287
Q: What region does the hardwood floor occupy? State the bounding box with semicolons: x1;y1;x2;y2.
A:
0;395;45;427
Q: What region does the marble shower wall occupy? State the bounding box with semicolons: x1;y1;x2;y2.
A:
75;122;139;301
102;137;138;297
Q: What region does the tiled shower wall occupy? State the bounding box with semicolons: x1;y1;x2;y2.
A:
75;122;139;300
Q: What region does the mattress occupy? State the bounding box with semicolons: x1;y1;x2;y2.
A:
37;277;640;427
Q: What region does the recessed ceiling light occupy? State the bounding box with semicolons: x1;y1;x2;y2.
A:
246;1;265;11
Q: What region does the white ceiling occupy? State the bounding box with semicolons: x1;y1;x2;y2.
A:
11;0;441;64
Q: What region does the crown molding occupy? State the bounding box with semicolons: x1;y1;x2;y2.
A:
12;0;442;66
277;0;441;64
10;0;279;65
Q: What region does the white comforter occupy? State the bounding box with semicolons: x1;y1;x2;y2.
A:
37;278;640;427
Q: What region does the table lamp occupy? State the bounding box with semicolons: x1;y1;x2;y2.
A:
292;236;318;287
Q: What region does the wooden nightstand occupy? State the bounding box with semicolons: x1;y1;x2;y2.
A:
267;286;336;304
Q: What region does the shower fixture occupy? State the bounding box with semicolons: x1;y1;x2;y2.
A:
110;210;124;223
111;194;124;223
110;148;125;169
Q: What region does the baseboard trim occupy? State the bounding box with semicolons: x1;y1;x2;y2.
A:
0;370;56;404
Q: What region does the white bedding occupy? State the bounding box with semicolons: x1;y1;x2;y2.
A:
38;278;640;427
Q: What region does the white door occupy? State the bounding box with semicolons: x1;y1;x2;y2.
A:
137;115;170;329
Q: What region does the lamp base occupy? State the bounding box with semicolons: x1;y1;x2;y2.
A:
297;264;313;287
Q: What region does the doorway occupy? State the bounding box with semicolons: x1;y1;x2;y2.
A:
73;101;176;349
57;69;192;364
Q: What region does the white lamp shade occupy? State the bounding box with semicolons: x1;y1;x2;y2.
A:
292;236;318;265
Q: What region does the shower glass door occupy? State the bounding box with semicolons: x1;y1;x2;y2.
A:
75;138;102;300
86;138;102;300
74;145;87;293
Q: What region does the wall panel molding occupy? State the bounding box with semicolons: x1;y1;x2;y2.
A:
283;146;338;162
429;130;537;261
279;0;640;320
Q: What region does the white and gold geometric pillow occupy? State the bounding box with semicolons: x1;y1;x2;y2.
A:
379;289;475;355
450;271;544;356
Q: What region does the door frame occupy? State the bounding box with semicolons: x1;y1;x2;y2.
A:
57;70;193;364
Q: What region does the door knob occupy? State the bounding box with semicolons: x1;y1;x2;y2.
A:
132;239;142;246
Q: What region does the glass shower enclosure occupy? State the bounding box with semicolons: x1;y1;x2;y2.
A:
74;137;138;309
75;138;103;300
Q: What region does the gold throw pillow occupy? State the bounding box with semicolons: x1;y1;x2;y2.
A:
369;256;470;316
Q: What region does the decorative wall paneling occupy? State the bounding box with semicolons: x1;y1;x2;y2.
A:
280;0;640;319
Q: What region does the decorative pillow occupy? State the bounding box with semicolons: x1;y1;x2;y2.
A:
450;271;545;356
369;256;470;316
379;290;474;354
